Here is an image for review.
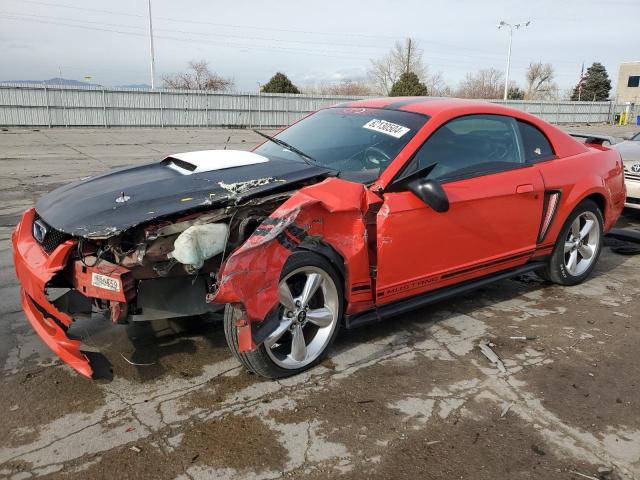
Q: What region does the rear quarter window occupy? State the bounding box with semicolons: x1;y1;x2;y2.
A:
518;121;555;162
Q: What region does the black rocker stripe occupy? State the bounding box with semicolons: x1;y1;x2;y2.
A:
351;284;372;292
441;250;534;280
378;250;534;298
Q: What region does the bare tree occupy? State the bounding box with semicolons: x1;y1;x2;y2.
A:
423;71;452;97
368;38;426;95
162;61;234;91
525;62;557;100
302;80;372;96
456;68;504;99
328;80;372;96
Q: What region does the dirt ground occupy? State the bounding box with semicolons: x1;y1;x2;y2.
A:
0;124;639;480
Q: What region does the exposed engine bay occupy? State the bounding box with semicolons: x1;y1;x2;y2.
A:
46;190;295;324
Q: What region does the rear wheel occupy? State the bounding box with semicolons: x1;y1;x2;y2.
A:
538;200;603;286
224;251;343;378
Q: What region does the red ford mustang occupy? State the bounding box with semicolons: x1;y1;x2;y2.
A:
12;98;626;379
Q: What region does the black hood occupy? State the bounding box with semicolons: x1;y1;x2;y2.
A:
35;154;329;238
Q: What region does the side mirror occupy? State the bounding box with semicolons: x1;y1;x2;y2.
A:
407;178;449;212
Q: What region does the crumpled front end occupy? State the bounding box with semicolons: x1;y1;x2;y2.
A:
12;209;94;377
12;190;303;377
211;178;378;352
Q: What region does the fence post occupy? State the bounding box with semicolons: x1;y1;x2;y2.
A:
538;101;542;121
159;91;164;128
102;88;107;128
44;85;51;128
61;85;68;128
258;91;262;129
205;91;209;128
555;99;560;125
286;96;289;126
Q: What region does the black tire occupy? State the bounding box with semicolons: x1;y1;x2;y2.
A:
537;199;604;286
224;251;343;379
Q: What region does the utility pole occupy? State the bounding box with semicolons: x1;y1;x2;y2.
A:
498;20;530;100
405;38;412;74
577;62;585;101
147;0;156;89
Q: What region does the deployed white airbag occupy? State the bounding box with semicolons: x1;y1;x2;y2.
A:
169;223;229;269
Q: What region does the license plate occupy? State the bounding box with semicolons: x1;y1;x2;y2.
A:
91;273;120;292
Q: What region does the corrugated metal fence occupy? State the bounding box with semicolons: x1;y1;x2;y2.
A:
0;83;617;127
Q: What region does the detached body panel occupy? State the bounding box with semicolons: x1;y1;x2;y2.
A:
13;209;93;377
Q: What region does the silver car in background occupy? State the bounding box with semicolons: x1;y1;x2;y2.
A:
612;132;640;210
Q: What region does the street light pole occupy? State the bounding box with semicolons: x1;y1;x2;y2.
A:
498;20;530;100
147;0;156;89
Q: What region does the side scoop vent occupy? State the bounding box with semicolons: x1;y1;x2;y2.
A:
538;190;561;243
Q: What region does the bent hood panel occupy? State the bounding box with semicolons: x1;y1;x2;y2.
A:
35;153;330;238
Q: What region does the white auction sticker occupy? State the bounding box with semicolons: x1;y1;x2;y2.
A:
362;119;410;138
91;273;120;292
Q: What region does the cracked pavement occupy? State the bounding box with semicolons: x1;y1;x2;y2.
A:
1;126;639;480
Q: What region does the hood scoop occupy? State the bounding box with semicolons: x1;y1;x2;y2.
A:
162;150;269;175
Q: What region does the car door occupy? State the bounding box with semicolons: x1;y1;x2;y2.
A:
375;114;544;305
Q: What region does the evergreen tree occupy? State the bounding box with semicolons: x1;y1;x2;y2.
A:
507;86;525;100
262;72;300;94
571;62;611;101
388;72;428;97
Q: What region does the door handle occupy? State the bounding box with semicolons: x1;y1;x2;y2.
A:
516;184;534;194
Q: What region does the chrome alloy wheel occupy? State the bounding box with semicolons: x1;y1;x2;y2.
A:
264;266;339;369
564;211;600;276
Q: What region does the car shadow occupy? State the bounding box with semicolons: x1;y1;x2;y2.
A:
73;312;227;382
333;242;636;357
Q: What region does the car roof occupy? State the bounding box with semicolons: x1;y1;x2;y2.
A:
333;97;514;117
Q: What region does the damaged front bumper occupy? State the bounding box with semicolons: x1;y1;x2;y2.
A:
12;209;94;378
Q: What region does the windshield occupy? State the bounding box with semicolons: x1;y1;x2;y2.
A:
254;107;428;183
632;132;640;141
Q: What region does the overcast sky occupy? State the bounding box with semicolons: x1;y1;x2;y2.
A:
1;0;638;92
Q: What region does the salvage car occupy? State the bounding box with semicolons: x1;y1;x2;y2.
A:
13;98;626;379
570;131;640;210
613;132;640;209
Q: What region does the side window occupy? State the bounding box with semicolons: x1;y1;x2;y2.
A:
517;121;555;162
410;114;523;181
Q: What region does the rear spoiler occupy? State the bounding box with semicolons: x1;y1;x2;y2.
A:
568;132;618;146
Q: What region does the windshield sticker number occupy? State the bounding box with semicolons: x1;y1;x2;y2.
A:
363;119;410;138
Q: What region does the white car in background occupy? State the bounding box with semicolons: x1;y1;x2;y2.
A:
613;132;640;210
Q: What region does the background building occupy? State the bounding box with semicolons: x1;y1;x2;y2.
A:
616;61;640;104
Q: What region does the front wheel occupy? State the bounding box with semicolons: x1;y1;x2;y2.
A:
538;199;603;286
224;251;343;379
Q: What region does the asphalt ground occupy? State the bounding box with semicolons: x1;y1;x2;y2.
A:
1;124;639;480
